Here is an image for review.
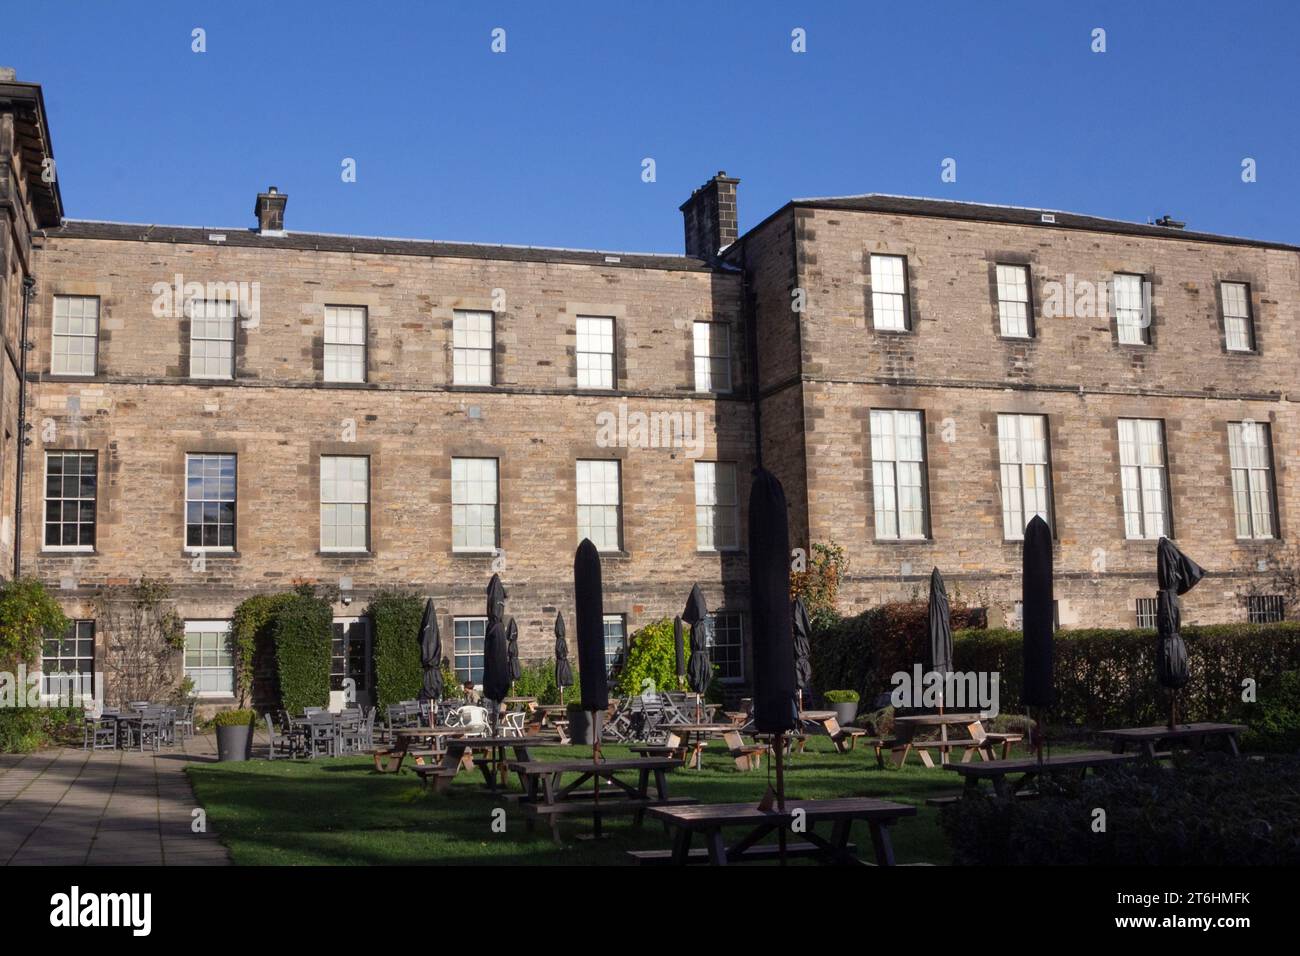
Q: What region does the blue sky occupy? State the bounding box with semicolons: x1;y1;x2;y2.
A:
7;1;1298;253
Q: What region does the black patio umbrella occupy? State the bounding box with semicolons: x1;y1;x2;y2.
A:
683;584;713;707
927;568;953;712
486;573;508;623
481;617;512;710
505;617;522;684
417;598;443;711
673;616;687;690
1021;514;1054;763
574;538;609;836
792;596;813;708
1156;537;1206;728
554;612;573;704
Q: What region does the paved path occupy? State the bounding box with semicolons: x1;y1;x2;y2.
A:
0;733;231;866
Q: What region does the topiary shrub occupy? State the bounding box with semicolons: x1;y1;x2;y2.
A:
366;592;425;711
231;593;295;708
616;618;681;697
272;594;332;715
940;751;1300;865
212;708;257;728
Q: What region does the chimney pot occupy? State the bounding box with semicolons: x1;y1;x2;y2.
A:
254;187;288;235
1155;214;1185;230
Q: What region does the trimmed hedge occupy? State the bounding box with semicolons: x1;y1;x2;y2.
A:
941;751;1300;865
272;594;332;715
952;622;1300;729
367;593;425;711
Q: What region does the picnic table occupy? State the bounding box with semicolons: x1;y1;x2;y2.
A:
373;726;468;773
1096;722;1246;759
946;750;1138;798
508;756;693;844
891;713;989;767
636;797;917;866
798;710;871;755
502;696;537;712
416;735;558;793
660;723;734;769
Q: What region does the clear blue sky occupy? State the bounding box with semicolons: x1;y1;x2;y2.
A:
8;1;1298;253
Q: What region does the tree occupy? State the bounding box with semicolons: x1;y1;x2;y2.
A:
0;577;70;671
97;578;184;706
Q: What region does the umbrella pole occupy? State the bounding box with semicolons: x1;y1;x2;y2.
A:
592;716;603;840
775;731;787;866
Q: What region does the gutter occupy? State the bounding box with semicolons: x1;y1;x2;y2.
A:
13;274;33;579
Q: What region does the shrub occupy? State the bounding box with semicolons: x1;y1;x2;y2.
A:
1242;669;1300;753
212;709;257;728
616;618;682;697
0;577;70;670
366;593;425;711
0;707;83;754
790;541;848;628
824;689;860;704
231;593;295;707
272;594;332;715
940;751;1300;865
513;659;574;705
953;622;1300;729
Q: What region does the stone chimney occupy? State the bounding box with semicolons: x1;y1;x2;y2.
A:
0;67;17;82
680;171;739;260
253;186;288;235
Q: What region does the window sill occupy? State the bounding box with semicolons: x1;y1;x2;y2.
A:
996;335;1035;344
318;550;374;559
872;537;931;545
595;549;631;560
450;550;501;560
182;549;240;559
41;548;97;556
869;327;914;336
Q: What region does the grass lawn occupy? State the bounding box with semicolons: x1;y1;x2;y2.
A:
186;737;1082;865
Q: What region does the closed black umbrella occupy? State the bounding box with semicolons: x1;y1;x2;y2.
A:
792;596;813;705
574;539;608;714
749;468;798;737
486;573;507;623
505;617;522;683
481;617;511;706
554;612;573;703
1021;514;1054;762
1156;537;1206;727
684;585;712;698
927;568;953;711
673;616;686;689
418;598;443;708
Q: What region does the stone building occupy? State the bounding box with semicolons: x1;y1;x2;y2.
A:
5;73;1296;710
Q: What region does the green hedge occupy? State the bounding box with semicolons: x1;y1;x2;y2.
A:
0;707;83;754
1243;669;1300;753
941;752;1300;865
367;593;425;711
953;622;1300;729
231;593;295;708
272;594;332;715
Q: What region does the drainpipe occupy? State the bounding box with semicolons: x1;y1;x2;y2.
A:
13;273;34;579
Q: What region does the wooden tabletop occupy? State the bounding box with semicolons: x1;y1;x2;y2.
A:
664;723;734;733
392;726;467;738
446;735;556;748
647;797;916;827
509;757;679;774
893;713;982;726
1096;723;1246;739
799;711;838;721
946;751;1137;777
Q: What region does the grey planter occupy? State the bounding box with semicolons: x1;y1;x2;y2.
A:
832;701;858;727
215;724;252;762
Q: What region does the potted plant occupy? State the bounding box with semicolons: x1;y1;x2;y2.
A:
213;709;256;762
824;690;860;727
566;702;603;746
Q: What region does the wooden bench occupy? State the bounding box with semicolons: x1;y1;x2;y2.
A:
722;730;767;771
1096;723;1246;760
630;840;858;865
412;764;461;793
800;713;870;754
947;750;1139;798
370;747;446;773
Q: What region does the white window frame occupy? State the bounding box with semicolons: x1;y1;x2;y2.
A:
576;315;615;389
708;612;744;682
602;614;626;677
43;450;97;552
869;409;927;540
1118;418;1169;540
50;295;100;376
576;459;622;551
1220;282;1255;353
451;457;500;552
185;453;237;552
1113;273;1149;345
692;321;732;393
452;310;494;386
870;255;909;331
997;414;1051;540
996;264;1032;338
324;305;367;383
40;620;95;704
320;455;370;552
452;616;488;687
188;298;237;379
694;461;739;551
1228;421;1275;539
184;620;235;698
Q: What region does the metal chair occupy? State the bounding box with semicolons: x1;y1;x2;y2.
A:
83;716;117;751
454;705;491;737
174;700;196;741
500;711;526;738
306;714;338;758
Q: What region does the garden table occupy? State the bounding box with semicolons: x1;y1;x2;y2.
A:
374;726;469;773
638;797;916;866
508;756;691;844
1096;723;1246;759
891;713;985;767
946;750;1138;798
423;735;558;792
662;723;734;769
